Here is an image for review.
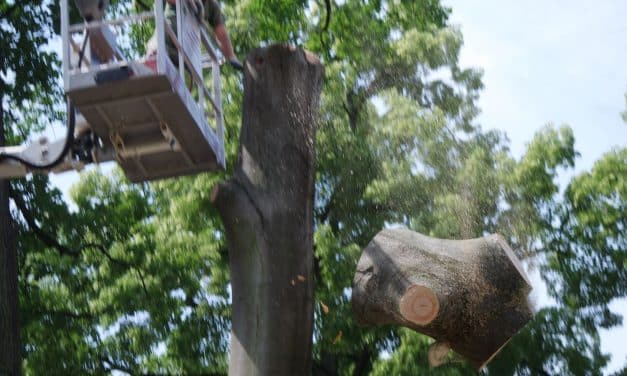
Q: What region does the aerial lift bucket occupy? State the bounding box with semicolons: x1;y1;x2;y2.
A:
61;0;226;182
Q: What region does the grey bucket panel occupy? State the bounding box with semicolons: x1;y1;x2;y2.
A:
67;73;222;182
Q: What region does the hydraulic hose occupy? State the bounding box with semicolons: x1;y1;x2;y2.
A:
0;100;75;170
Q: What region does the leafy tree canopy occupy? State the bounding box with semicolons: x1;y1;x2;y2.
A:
1;0;624;374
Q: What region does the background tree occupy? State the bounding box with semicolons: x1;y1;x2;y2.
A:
1;2;62;374
2;0;624;374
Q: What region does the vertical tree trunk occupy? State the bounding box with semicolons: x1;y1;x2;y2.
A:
0;92;21;375
212;45;324;375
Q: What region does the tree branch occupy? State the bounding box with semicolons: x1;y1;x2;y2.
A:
135;268;150;298
318;187;337;224
30;303;118;322
10;187;151;298
0;0;42;19
313;247;323;283
32;309;94;320
82;242;130;268
211;179;264;235
322;0;331;32
10;187;78;257
185;294;198;309
101;356;135;375
0;3;21;19
352;346;372;376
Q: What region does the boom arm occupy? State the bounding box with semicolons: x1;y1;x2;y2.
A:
0;113;115;179
0;138;82;179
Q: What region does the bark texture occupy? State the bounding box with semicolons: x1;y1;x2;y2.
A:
352;228;533;370
212;44;323;376
0;95;21;376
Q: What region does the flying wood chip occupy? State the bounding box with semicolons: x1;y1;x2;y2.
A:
332;330;343;345
320;301;330;315
351;228;534;370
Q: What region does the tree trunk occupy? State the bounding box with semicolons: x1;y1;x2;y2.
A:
0;93;21;375
212;44;324;376
352;228;533;370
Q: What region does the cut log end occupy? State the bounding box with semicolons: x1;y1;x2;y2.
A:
399;285;439;325
428;341;451;368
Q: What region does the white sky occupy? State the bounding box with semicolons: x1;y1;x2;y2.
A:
444;0;627;373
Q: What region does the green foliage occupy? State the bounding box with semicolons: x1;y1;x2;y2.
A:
17;171;230;374
1;1;63;143
489;307;610;376
4;0;624;374
371;329;472;376
486;146;625;375
544;148;626;309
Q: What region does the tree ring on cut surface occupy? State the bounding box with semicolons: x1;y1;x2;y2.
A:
399;285;439;325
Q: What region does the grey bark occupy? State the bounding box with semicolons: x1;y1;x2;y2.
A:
0;92;21;376
212;44;324;376
352;228;533;370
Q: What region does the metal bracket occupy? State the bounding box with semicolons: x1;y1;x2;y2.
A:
0;137;84;178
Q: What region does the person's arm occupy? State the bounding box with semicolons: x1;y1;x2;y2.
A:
214;24;234;60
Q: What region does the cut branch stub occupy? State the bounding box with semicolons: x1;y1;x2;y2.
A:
352;228;534;370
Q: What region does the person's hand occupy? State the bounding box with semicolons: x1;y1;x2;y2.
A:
229;57;244;72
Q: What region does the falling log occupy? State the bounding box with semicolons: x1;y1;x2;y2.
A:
352;228;534;369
